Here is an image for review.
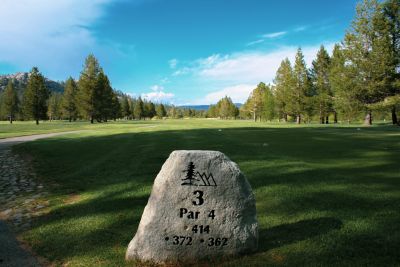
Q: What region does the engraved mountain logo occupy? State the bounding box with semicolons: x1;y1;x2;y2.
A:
181;162;217;187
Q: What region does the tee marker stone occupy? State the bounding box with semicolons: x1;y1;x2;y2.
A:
126;150;258;264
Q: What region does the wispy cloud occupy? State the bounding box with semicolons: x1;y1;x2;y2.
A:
168;58;178;69
262;31;287;39
294;25;308;32
246;39;265;46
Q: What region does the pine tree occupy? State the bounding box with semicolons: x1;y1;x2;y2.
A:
61;77;78;122
121;96;131;119
289;48;312;124
47;93;62;121
23;67;49;125
3;80;19;123
383;0;400;124
215;96;238;119
111;93;121;121
134;97;144;120
311;45;333;124
77;54;101;123
181;162;198;186
274;58;294;122
145;102;156;119
95;71;113;122
344;0;393;125
156;103;167;118
330;44;363;123
263;85;276;121
241;82;267;121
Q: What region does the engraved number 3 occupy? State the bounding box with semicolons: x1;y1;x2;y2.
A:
192;190;204;206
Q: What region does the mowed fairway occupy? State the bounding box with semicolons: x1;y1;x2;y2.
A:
10;120;400;266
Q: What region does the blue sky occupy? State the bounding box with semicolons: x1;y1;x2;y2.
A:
0;0;359;104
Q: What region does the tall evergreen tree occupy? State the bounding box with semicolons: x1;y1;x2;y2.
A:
3;80;19;123
47;93;62;121
111;93;121;121
311;45;333;124
263;85;276;121
216;96;238;119
144;101;156;119
241;82;267;121
330;44;364;123
23;67;49;125
156;103;167;118
289;48;312;124
344;0;393;125
121;96;131;119
95;71;113;122
61;77;78;122
274;58;294;122
77;54;101;123
134;97;144;119
383;0;400;124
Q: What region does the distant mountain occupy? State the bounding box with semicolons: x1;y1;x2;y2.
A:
179;103;242;111
0;72;64;95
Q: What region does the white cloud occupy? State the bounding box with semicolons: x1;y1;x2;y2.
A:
194;43;335;84
246;39;265;46
202;84;256;104
294;26;308;32
142;90;174;103
172;43;336;104
0;0;119;78
168;59;178;69
150;84;164;91
172;67;190;76
262;31;287;39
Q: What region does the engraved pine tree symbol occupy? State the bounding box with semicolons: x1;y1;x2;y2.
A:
181;162;199;186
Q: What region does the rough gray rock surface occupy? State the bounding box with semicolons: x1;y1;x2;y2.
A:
126;150;258;264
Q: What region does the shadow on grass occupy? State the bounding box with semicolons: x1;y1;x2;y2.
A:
258;217;343;251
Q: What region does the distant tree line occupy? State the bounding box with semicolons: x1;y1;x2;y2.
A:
241;0;400;125
0;55;212;124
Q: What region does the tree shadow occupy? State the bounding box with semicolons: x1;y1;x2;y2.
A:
258;217;343;252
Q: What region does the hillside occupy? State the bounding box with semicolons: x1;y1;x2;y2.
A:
0;72;64;95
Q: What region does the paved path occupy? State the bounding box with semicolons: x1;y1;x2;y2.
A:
0;131;81;267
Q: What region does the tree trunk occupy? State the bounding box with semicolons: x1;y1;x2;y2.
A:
69;117;72;122
36;119;39;125
90;116;94;124
284;114;288;122
9;116;12;124
364;110;372;125
334;111;338;124
325;116;329;124
296;114;301;124
319;105;324;124
253;111;256;122
391;107;398;125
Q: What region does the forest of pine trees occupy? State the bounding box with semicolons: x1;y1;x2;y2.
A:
0;0;398;125
241;0;400;125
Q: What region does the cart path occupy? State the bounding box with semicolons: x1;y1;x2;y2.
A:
0;131;82;267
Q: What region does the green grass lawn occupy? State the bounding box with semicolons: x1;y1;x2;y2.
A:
12;119;400;266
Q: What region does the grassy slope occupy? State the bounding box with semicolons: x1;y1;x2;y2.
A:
13;119;400;266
